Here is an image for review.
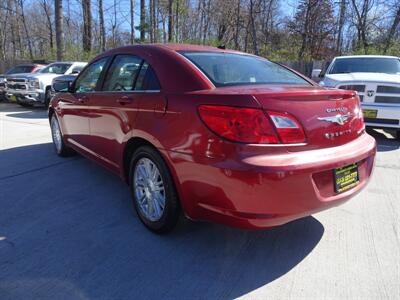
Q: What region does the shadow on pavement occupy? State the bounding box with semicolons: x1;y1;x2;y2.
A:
5;109;47;120
366;127;399;152
1;102;47;118
0;143;324;300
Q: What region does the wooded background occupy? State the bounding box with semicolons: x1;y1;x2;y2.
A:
0;0;399;71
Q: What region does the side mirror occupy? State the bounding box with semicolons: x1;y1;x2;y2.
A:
71;70;80;75
53;80;71;93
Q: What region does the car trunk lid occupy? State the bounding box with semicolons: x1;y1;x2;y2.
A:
252;86;364;150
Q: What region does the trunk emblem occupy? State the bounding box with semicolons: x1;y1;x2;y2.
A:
318;113;352;125
367;90;375;97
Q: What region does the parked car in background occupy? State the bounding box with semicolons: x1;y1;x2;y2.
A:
317;55;400;138
49;44;376;233
6;61;86;107
0;63;45;101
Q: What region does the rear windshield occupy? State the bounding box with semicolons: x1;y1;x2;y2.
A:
329;57;400;74
181;52;310;87
40;63;72;75
6;65;35;74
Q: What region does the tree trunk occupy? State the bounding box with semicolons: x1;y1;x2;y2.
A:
249;0;259;55
140;0;145;41
82;0;92;52
168;0;173;42
43;0;54;52
336;0;346;54
175;0;179;42
14;0;23;58
55;0;64;60
19;0;33;59
152;0;157;42
234;0;241;49
130;0;135;44
298;0;312;60
99;0;106;50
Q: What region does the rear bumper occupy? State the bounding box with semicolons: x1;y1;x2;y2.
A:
168;133;376;229
362;104;400;129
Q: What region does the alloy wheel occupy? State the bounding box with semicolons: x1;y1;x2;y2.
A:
133;157;166;222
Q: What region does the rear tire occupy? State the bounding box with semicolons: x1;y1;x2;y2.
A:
50;114;75;157
129;146;181;233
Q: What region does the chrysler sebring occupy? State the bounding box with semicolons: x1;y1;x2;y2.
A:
49;44;376;233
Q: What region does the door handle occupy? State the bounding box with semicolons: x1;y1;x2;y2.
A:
116;96;134;105
77;96;89;103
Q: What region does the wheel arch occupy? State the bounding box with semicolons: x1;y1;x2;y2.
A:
122;136;189;217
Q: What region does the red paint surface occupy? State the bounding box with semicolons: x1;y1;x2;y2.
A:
51;44;376;229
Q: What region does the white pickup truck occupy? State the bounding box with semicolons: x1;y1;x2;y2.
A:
6;61;86;107
317;55;400;138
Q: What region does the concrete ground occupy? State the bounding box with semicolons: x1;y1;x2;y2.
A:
0;102;399;300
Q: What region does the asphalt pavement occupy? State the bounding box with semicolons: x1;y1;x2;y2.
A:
0;102;399;300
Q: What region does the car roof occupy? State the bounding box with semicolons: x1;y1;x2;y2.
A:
103;43;249;56
48;61;86;65
334;55;399;59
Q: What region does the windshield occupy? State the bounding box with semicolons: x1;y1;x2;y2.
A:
6;65;35;74
181;52;310;87
329;58;400;74
39;63;72;75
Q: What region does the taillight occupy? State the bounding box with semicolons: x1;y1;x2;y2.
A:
268;111;306;143
198;105;306;144
198;105;279;143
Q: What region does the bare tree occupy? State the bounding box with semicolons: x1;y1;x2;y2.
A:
140;0;145;41
168;0;173;42
17;0;33;59
350;0;374;53
99;0;106;51
384;4;400;53
249;0;259;55
336;0;346;54
130;0;135;44
55;0;64;60
82;0;92;52
42;0;54;52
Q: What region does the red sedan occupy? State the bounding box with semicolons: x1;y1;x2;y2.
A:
49;44;376;233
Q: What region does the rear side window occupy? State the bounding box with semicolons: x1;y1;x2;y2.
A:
71;65;85;74
103;55;142;91
181;52;310;87
6;65;34;74
135;62;161;91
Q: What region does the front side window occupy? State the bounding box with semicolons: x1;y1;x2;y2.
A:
329;57;400;74
74;58;108;93
103;55;142;91
40;63;72;75
181;52;310;87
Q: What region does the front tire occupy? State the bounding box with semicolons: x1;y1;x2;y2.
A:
16;100;33;107
44;88;52;108
50;115;74;157
129;146;181;233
